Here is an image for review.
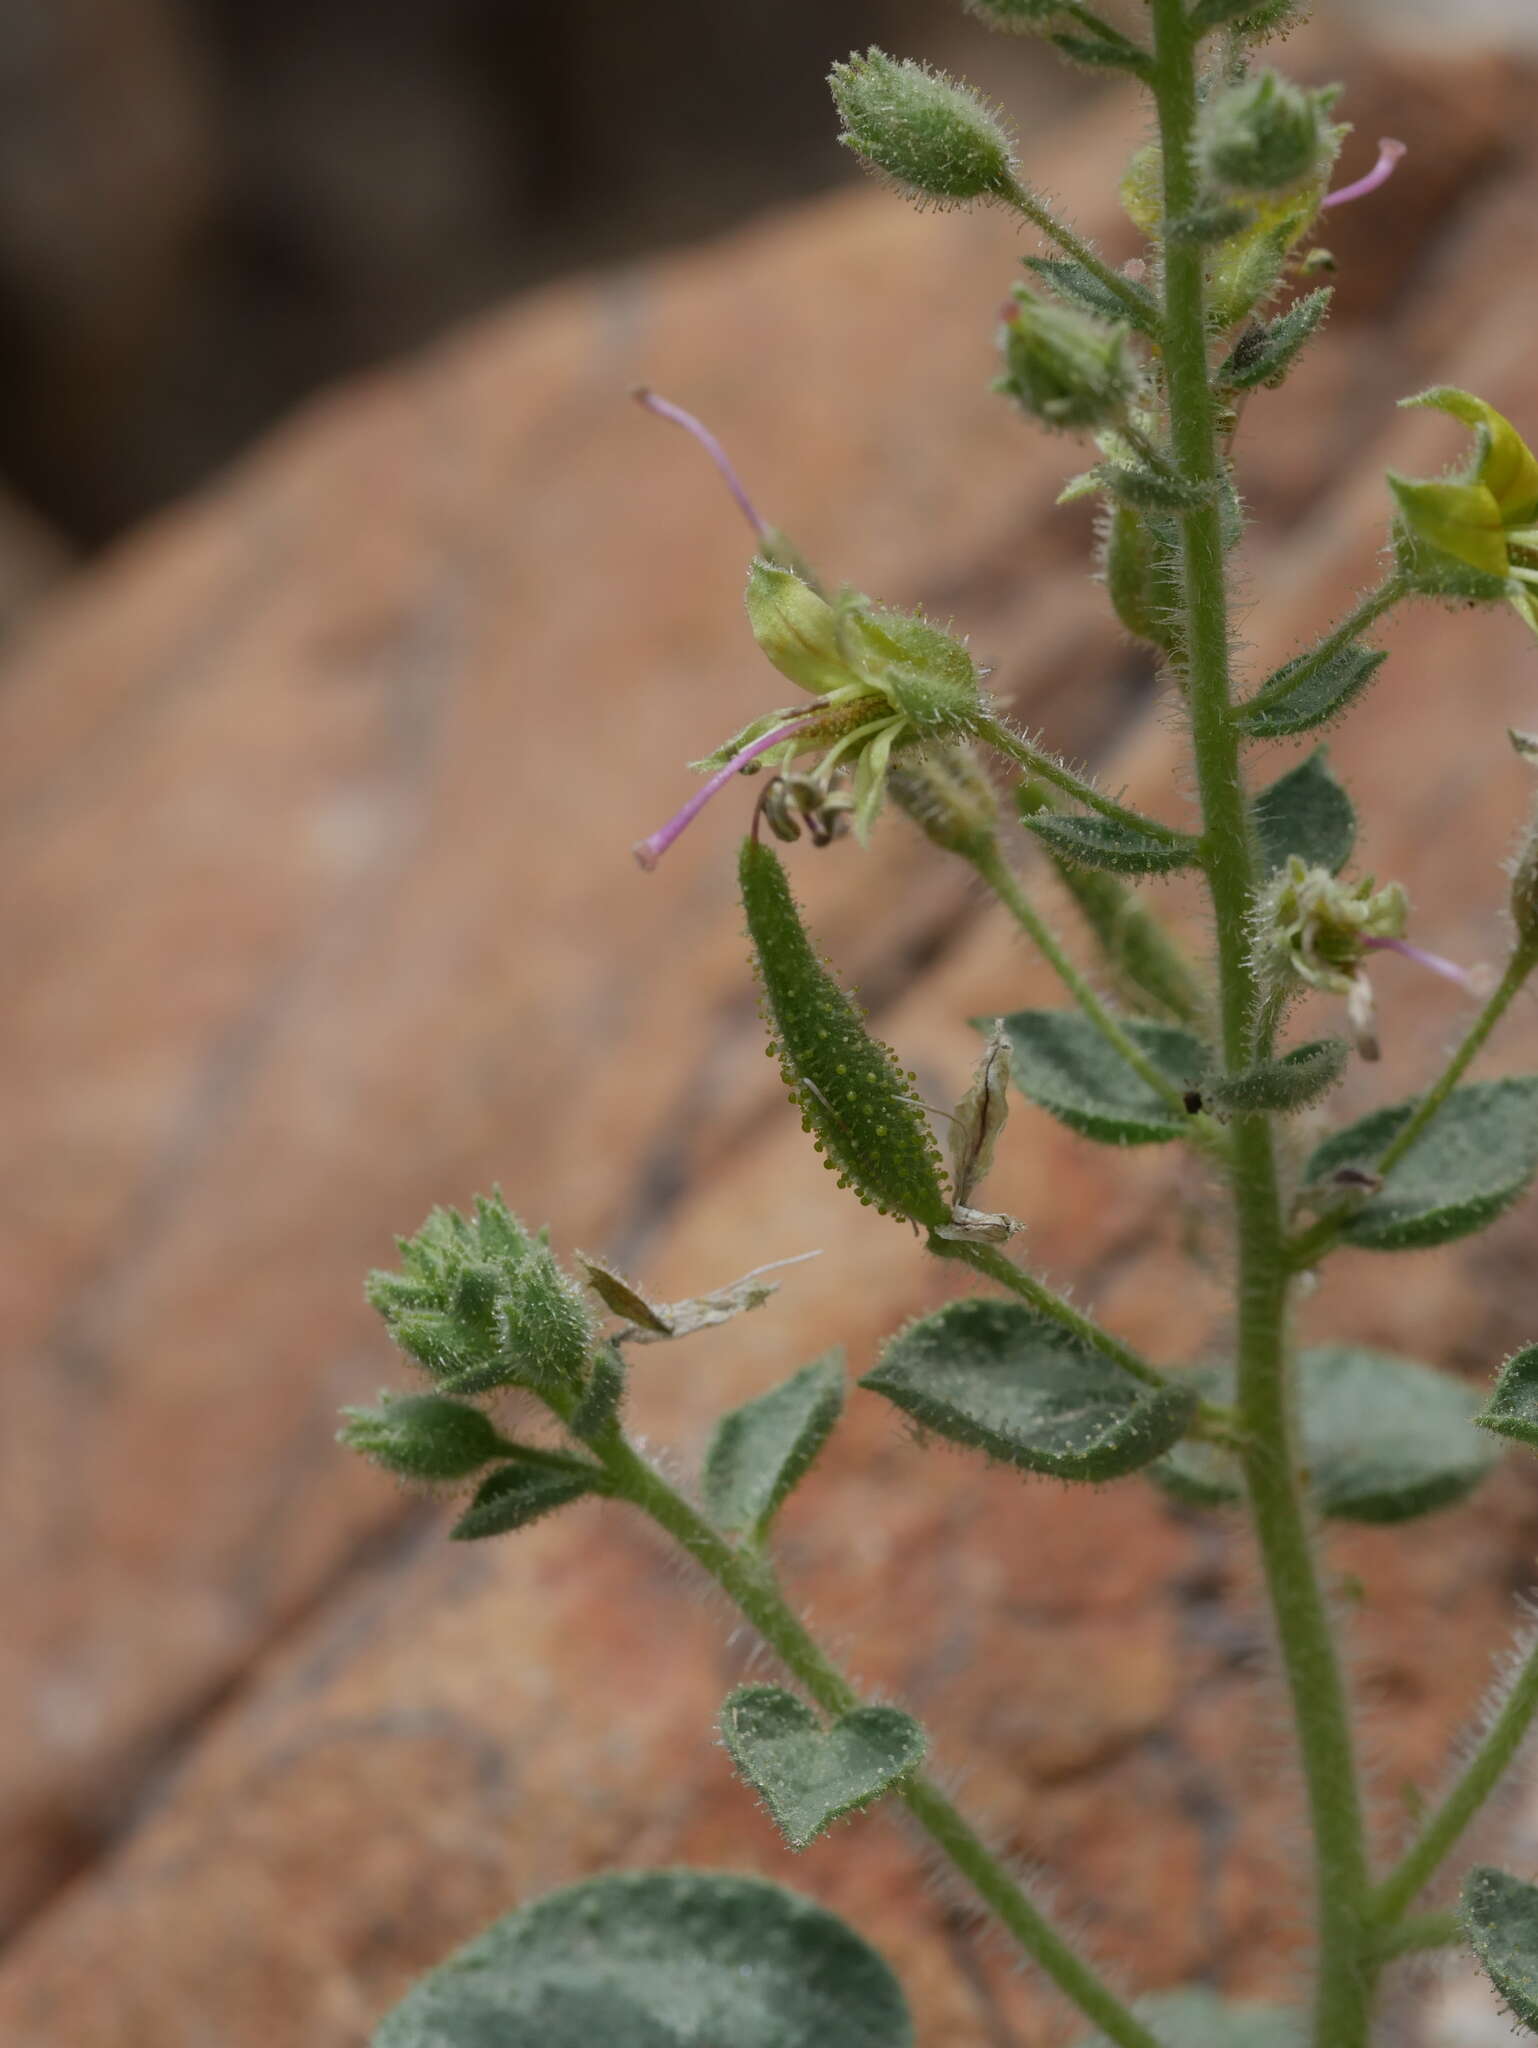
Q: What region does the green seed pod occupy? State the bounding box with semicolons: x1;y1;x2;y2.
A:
1102;500;1176;649
740;837;949;1227
338;1392;508;1483
996;290;1136;432
829;49;1017;207
1198;71;1331;197
887;743;999;862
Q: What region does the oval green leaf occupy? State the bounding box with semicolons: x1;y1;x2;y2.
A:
1237;642;1387;741
1304;1078;1538;1251
373;1868;913;2047
1020;810;1200;876
1252;747;1356;877
1207;1039;1347;1115
1153;1347;1499;1523
861;1297;1195;1482
1464;1866;1538;2033
998;1009;1206;1144
720;1686;926;1851
1076;1989;1303;2048
1478;1343;1538;1448
451;1458;601;1542
703;1354;845;1536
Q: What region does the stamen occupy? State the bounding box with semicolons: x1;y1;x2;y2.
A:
1363;933;1481;995
632;387;770;541
1322;138;1406;211
634;715;817;871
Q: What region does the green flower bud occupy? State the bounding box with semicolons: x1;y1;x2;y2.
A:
1198;72;1331;198
995;289;1136;431
829;49;1017;207
745;560;855;695
888;743;999;861
338;1392;509;1484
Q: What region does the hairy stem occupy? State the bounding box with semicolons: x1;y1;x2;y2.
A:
1239;574;1407;717
599;1429;1165;2048
1003;188;1158;331
978;716;1195;844
1372;1910;1463;1962
1371;1624;1538;1928
930;1233;1171;1390
1149;4;1374;2042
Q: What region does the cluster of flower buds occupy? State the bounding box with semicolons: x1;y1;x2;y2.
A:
1390;388;1538;640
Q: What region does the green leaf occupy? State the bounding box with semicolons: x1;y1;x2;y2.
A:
741;839;949;1228
1252;747;1356;877
720;1687;926;1850
1305;1078;1538;1251
1476;1343;1538;1447
1153;1348;1499;1522
998;1008;1206;1144
1075;1988;1303;2048
1237;642;1388;740
1218;287;1332;392
373;1868;913;2047
450;1457;602;1541
1021;809;1199;876
1207;1038;1347;1115
1022;255;1159;334
702;1354;845;1536
1465;1868;1538;2032
862;1297;1195;1482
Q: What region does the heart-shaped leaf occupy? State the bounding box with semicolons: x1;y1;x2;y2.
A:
720;1686;926;1850
1207;1039;1347;1116
1477;1343;1538;1447
373;1868;912;2047
862;1297;1195;1482
1252;748;1356;877
1464;1867;1538;2033
703;1354;845;1536
1304;1078;1538;1251
1020;809;1200;876
451;1456;602;1541
1153;1347;1499;1522
998;1009;1206;1144
1075;1988;1303;2047
1237;642;1387;740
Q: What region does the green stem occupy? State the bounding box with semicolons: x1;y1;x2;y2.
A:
1003;189;1158;332
1149;6;1374;2044
1372;1911;1463;1962
978;717;1193;845
1286;939;1538;1269
1371;1624;1538;1929
1239;575;1407;718
971;842;1212;1130
599;1430;1165;2048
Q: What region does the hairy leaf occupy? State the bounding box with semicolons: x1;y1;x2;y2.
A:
720;1687;925;1850
1207;1039;1347;1115
1021;808;1200;876
1252;748;1356;876
1023;254;1159;333
741;839;949;1227
862;1297;1195;1482
1237;642;1388;740
1218;287;1332;392
1476;1343;1538;1448
999;1008;1206;1143
703;1354;845;1536
1464;1867;1538;2033
374;1868;913;2046
1154;1348;1498;1522
1304;1078;1538;1252
451;1458;602;1541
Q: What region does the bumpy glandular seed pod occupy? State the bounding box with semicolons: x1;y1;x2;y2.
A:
829;49;1017;207
740;838;950;1228
1198;70;1329;197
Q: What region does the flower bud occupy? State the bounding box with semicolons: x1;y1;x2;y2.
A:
996;289;1136;431
829;49;1017;207
888;743;999;861
745;560;853;695
338;1392;508;1484
1198;71;1332;197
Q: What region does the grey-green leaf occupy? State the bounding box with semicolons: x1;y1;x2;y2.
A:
720;1686;926;1850
1021;809;1200;876
1237;643;1387;740
862;1297;1195;1482
1252;748;1355;877
1075;1989;1303;2048
373;1868;913;2047
1207;1038;1347;1115
1153;1348;1499;1523
451;1458;601;1541
1023;255;1159;334
1464;1867;1538;2033
702;1354;845;1535
1304;1078;1538;1252
1477;1343;1538;1448
998;1008;1206;1144
1218;286;1332;392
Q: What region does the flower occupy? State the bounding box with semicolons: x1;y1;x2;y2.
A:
1389;387;1538;638
1321;137;1405;211
1256;858;1410;1059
